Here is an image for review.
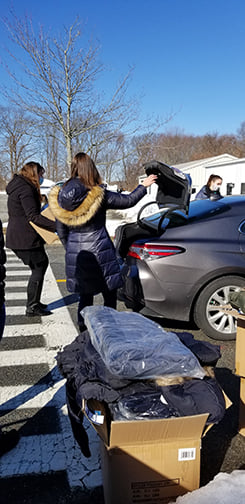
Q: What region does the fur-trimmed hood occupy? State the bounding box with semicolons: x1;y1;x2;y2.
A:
48;181;105;227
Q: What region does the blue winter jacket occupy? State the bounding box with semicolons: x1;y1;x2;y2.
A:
48;179;146;294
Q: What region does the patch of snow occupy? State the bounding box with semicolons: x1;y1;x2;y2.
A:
170;470;245;504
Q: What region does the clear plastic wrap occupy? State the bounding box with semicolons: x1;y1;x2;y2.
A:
111;391;180;421
82;306;206;380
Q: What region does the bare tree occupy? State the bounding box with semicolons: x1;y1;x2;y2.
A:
2;13;140;169
236;122;245;157
37;124;65;180
237;122;245;140
0;107;35;179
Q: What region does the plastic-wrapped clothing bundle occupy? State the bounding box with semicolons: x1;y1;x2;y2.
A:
109;377;226;424
56;330;132;404
111;388;180;421
82;306;206;380
56;328;224;455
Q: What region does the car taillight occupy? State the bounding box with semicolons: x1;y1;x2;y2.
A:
128;243;184;261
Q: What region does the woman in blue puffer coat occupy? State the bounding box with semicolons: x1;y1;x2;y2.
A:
48;152;157;330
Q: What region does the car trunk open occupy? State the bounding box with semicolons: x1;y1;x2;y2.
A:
115;160;192;258
144;159;192;212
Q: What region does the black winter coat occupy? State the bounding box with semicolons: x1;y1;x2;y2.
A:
48;179;147;294
6;174;56;250
195;184;222;200
0;219;6;308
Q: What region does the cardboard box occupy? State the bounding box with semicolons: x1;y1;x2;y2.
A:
235;316;245;377
29;206;58;245
238;376;245;436
235;316;245;437
84;396;230;504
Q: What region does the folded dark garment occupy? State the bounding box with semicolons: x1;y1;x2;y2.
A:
160;377;226;425
177;332;221;366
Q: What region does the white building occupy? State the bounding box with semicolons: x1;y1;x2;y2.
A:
139;153;245;199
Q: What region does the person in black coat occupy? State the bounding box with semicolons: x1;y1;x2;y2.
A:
195;174;223;200
0;219;20;456
6;162;56;316
48;152;157;330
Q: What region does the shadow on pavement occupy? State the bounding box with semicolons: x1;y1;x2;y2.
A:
200;367;241;486
47;293;79;311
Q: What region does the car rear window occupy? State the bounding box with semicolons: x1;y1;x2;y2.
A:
142;199;230;231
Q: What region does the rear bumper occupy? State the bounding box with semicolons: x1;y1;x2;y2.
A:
119;260;193;321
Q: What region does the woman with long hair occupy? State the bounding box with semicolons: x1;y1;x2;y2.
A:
6;162;56;316
49;152;157;330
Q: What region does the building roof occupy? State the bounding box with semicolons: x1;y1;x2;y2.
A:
174;154;238;171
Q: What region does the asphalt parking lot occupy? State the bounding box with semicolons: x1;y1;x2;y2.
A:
0;185;245;502
47;242;245;490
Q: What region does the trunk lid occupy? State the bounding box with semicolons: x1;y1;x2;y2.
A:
144;159;192;215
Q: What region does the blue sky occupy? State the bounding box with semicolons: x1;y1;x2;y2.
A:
1;0;245;136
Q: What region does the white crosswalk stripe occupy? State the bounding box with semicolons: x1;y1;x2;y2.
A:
0;348;56;365
5;262;29;267
6;271;31;277
4;281;30;287
3;324;46;336
5;306;27;315
1;383;64;408
5;292;27;300
0;250;102;490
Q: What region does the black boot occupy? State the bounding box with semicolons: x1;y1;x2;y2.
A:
26;305;52;316
26;280;52;316
34;279;48;309
38;302;48;309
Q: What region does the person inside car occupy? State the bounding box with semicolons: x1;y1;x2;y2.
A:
195;174;223;201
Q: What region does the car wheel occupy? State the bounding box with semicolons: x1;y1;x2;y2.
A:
193;276;245;341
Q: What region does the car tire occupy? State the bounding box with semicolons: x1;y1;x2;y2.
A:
193;276;245;341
